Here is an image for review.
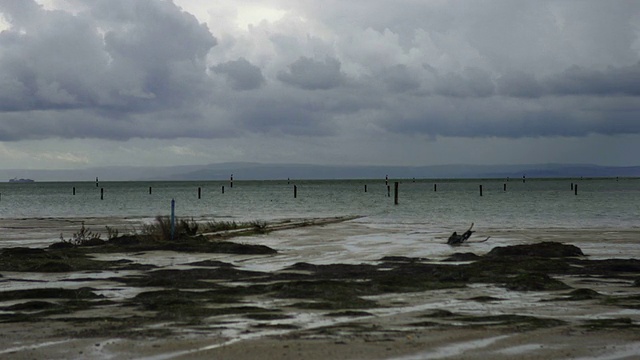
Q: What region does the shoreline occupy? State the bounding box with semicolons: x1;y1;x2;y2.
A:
1;218;640;359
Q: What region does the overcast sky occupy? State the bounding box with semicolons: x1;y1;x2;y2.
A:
0;0;639;170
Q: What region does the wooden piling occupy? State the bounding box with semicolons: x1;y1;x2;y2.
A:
364;184;367;193
73;187;76;195
434;183;437;192
522;175;526;183
222;186;225;194
170;199;175;241
96;177;99;187
230;174;233;188
479;184;483;197
575;184;578;195
387;185;391;197
394;182;399;205
149;186;152;194
571;183;574;191
198;187;201;199
294;185;297;198
100;188;104;200
503;183;506;192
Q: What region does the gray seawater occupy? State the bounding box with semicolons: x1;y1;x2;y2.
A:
0;178;639;230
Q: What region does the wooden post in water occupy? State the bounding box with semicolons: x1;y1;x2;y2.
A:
222;186;225;194
394;182;399;205
170;199;175;241
385;175;388;186
96;177;99;187
522;175;526;183
387;185;391;197
294;185;298;198
100;187;104;200
434;183;437;192
575;184;578;195
198;187;201;199
73;187;76;195
503;183;507;192
479;184;483;196
364;184;367;193
149;186;152;195
571;183;574;191
230;174;233;188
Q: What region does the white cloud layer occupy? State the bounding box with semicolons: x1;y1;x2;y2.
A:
0;0;639;169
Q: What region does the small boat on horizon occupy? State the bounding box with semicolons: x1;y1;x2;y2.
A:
9;178;35;183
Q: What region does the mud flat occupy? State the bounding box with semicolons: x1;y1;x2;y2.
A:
1;218;640;359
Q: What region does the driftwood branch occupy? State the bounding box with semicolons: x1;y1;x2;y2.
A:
447;223;490;246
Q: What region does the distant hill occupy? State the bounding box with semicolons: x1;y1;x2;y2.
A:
1;163;639;182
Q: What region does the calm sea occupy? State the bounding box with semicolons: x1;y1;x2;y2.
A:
0;178;639;230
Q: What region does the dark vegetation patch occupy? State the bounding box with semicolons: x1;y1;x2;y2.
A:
4;236;640;339
245;312;292;321
325;311;373;317
453;314;567;330
486;242;584;258
0;287;102;301
184;260;236;268
378;256;431;263
503;273;571;291
443;253;481;262
548;288;603;301
468;296;503;302
580;317;640;330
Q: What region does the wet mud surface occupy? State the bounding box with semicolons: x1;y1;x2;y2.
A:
1;218;640;359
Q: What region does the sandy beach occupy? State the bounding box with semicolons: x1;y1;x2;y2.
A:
1;217;640;359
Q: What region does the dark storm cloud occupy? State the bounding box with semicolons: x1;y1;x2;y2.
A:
0;0;216;140
211;58;265;91
434;67;495;98
380;65;421;93
277;56;346;90
496;63;640;98
0;0;639;146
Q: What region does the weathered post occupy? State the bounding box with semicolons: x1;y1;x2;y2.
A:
100;187;104;200
434;183;437;192
96;177;99;187
198;187;201;199
364;184;367;193
479;184;483;197
574;184;578;195
294;185;298;198
149;186;152;195
387;185;391;197
522;175;526;183
230;174;233;188
222;185;225;194
73;187;76;195
394;182;399;205
170;199;175;241
503;183;507;192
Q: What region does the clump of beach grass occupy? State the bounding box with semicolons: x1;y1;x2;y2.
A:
58;221;102;246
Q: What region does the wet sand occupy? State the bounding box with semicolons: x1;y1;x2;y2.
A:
1;217;640;359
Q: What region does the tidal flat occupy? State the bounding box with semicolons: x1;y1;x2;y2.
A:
1;217;640;359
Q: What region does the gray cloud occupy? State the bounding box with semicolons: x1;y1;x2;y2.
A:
0;0;639;150
277;56;346;90
211;57;265;91
0;0;217;140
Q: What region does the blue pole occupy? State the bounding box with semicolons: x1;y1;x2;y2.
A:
171;199;175;240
